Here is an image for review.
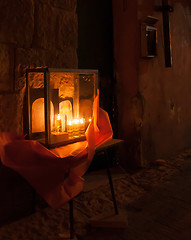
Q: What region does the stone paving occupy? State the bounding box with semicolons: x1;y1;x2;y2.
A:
79;149;191;240
1;149;191;239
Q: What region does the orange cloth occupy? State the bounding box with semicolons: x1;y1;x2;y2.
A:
0;95;113;209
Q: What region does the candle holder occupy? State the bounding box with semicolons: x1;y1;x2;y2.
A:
25;68;99;148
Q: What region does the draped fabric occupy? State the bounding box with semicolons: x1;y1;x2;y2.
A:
0;94;113;209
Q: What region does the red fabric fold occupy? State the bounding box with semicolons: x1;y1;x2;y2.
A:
0;94;113;209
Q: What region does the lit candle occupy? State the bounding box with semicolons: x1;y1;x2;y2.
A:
55;114;62;133
67;120;73;138
72;118;80;137
80;118;84;124
60;114;66;132
79;118;85;135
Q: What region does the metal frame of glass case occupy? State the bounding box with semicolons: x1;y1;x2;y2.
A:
25;68;99;148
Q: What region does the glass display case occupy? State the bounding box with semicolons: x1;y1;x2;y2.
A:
25;68;99;148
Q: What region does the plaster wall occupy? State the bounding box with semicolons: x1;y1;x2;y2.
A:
112;0;141;166
113;0;191;166
139;0;191;164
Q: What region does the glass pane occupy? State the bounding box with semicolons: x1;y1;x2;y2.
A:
48;70;97;146
28;72;45;142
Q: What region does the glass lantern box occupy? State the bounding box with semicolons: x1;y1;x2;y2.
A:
26;68;99;148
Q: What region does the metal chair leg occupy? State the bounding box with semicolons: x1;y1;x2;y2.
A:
104;150;119;215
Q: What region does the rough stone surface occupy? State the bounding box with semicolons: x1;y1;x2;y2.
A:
0;0;78;230
56;10;78;49
15;47;78;91
0;88;25;133
38;0;77;11
0;0;78;135
33;2;77;50
0;0;34;47
0;43;14;92
0;147;191;239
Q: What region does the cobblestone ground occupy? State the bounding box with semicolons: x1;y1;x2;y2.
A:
1;148;191;240
80;148;191;240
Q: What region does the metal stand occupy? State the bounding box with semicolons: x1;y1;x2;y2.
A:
105;149;119;215
68;139;123;238
68;150;119;238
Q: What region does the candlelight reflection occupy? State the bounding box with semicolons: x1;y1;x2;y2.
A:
26;68;98;147
32;98;54;133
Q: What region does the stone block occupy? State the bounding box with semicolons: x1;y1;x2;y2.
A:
0;43;14;92
0;0;34;47
15;47;78;71
89;211;128;229
56;11;78;49
38;0;77;11
12;46;77;132
15;47;78;90
51;0;77;11
33;2;77;50
0;89;25;133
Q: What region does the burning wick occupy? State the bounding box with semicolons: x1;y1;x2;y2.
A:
56;114;62;132
66;118;86;137
67;120;73;138
68;120;72;126
80;118;84;124
73;119;79;125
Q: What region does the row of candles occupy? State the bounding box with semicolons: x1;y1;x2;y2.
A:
55;114;91;137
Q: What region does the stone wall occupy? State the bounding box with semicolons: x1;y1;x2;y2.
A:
0;0;78;133
0;0;77;225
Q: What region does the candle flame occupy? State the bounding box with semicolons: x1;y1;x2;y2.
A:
73;119;79;124
68;120;72;126
80;118;84;124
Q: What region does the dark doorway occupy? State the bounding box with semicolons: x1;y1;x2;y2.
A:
77;0;115;127
77;0;119;169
